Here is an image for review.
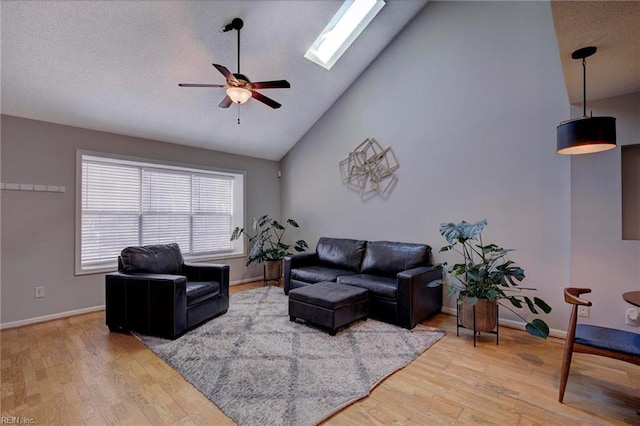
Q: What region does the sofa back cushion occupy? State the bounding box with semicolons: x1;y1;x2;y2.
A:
360;241;431;277
120;243;184;274
316;237;367;272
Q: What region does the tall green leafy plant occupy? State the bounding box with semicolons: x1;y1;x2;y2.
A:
430;219;552;338
231;214;308;266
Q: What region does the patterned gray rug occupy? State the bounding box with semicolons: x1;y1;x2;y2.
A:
136;286;445;426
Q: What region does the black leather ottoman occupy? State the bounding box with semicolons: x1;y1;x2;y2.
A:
289;282;368;335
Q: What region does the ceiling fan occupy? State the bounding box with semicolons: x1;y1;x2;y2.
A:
179;18;290;110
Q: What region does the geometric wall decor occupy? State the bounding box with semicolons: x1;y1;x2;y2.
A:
339;138;399;195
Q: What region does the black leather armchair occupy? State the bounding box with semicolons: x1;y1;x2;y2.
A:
105;243;229;339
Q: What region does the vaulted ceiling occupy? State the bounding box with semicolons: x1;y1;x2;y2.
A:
1;0;426;161
2;1;638;161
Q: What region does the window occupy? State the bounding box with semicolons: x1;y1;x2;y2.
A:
304;0;385;70
76;152;244;274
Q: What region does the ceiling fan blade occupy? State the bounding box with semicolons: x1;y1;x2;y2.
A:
178;84;225;88
251;91;281;109
218;95;233;108
250;80;291;89
212;64;238;83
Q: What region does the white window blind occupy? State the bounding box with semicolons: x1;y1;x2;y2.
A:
81;161;140;267
78;154;242;272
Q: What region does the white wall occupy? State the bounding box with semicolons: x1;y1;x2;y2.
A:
281;1;573;332
570;92;640;331
1;115;279;326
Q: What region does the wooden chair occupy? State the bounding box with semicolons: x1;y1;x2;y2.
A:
559;287;640;403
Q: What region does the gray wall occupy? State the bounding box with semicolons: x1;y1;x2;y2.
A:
570;92;640;331
281;1;573;332
1;115;279;325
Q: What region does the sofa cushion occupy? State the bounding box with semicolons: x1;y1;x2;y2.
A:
316;237;367;271
360;241;430;277
120;243;184;274
186;281;220;306
292;265;358;284
337;274;397;301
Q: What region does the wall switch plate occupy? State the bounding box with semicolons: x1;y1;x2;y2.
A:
578;305;590;317
34;286;45;298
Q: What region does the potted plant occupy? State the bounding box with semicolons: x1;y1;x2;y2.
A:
231;214;308;283
429;219;552;338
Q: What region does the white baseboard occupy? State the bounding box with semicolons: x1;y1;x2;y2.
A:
440;306;566;339
230;276;263;286
0;305;105;330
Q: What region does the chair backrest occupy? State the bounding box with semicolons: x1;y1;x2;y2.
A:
119;243;184;274
563;287;592;344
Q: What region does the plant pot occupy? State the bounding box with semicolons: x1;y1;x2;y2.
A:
459;296;497;332
263;259;282;284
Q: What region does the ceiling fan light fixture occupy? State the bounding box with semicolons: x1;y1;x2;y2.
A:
226;86;252;104
556;46;616;155
179;17;289;113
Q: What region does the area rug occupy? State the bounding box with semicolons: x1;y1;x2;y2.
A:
136;286;445;426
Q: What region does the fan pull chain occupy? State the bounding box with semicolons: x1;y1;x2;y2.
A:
237;103;240;125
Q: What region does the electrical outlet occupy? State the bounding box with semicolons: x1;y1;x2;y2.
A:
34;286;45;298
578;305;589;318
625;308;639;326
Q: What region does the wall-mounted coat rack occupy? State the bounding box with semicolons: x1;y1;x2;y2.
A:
1;183;66;193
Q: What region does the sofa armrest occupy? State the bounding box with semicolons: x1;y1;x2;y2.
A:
286;252;319;269
284;252;319;294
105;272;188;338
396;266;443;329
182;263;230;297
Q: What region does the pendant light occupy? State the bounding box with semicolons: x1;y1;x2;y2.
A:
556;46;616;155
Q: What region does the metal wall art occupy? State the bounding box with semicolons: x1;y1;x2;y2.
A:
339;138;399;195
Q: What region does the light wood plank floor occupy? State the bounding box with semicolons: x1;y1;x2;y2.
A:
2;282;639;425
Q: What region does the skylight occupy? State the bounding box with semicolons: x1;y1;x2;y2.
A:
304;0;386;70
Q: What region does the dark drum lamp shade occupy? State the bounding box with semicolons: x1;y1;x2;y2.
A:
557;116;616;155
556;46;616;155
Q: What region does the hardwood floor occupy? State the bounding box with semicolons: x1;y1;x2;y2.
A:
2;282;639;425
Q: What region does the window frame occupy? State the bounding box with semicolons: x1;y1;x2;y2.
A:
75;150;245;275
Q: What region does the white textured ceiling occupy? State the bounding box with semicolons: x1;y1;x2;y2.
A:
1;0;427;161
2;1;638;161
551;1;640;105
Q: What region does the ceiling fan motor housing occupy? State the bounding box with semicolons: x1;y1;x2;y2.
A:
233;73;250;84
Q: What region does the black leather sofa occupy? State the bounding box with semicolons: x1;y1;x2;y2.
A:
284;237;442;329
105;243;229;339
